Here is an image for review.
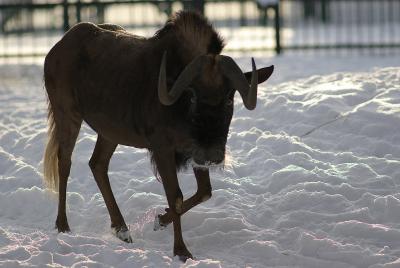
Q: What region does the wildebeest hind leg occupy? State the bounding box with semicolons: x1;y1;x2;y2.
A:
89;136;132;243
55;115;82;233
156;168;211;228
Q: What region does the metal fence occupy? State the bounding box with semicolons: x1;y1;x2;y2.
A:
279;0;400;54
0;0;279;60
0;0;399;62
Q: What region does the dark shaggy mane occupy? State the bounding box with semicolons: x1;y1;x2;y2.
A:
154;11;225;56
149;150;192;182
149;11;225;182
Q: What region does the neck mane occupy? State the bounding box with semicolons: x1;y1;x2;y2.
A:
154;11;225;59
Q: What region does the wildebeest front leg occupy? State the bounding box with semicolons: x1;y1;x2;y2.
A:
157;168;211;228
89;136;132;243
153;150;193;261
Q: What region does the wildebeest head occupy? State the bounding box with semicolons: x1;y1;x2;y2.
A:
158;52;274;166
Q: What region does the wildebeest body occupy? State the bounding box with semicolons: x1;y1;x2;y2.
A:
47;24;163;147
43;11;273;260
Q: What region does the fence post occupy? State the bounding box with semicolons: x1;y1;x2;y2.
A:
184;0;205;14
76;0;81;23
273;3;281;54
192;0;205;14
165;0;173;16
63;0;69;32
321;0;329;23
96;1;105;24
240;0;247;26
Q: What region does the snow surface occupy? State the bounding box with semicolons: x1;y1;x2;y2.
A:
0;55;400;267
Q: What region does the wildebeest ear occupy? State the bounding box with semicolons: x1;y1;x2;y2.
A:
244;65;274;85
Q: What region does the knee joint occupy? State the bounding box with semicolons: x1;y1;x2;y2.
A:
89;158;107;174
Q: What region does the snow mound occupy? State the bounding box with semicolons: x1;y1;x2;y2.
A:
0;58;399;267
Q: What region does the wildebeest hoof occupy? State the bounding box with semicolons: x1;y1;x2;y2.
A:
153;214;168;231
174;248;193;262
201;193;211;202
55;219;71;233
175;197;183;214
113;226;132;243
56;225;71;233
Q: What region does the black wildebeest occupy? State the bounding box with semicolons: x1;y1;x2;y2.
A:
43;11;273;260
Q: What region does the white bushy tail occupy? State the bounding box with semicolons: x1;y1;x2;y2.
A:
43;104;59;193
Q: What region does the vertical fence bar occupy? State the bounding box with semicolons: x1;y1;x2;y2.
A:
367;0;372;50
321;0;328;23
338;0;343;55
97;1;105;24
381;0;387;54
314;0;324;54
29;4;35;62
240;0;246;26
193;0;205;14
63;0;69;32
17;7;22;63
76;0;81;23
273;3;281;54
390;0;396;55
350;1;361;55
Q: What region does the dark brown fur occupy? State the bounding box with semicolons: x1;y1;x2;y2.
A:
43;11;271;260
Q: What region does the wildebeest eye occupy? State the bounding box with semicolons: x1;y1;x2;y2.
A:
226;99;233;106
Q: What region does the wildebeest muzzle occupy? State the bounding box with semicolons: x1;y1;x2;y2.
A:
192;143;226;167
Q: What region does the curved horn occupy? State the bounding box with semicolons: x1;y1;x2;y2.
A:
219;56;258;110
158;51;207;106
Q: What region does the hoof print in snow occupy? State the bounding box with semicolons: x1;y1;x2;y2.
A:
113;226;132;243
153;214;168;231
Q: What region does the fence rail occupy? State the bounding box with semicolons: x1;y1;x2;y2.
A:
0;0;399;61
279;0;400;53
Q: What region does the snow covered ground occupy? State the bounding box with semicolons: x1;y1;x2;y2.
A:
0;54;400;267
